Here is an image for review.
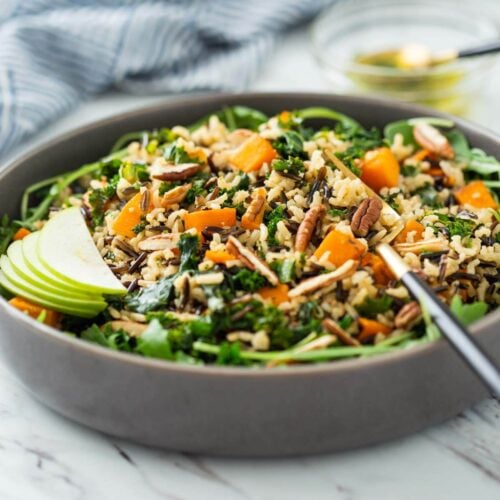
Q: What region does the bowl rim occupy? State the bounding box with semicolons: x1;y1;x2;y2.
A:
1;90;499;378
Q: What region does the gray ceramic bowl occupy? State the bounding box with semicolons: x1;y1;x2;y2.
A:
0;93;498;457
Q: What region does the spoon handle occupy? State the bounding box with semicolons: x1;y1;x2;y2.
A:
458;40;500;58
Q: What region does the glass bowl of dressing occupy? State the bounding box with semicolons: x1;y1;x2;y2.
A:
311;0;499;115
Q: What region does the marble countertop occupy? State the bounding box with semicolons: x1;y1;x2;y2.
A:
1;24;500;500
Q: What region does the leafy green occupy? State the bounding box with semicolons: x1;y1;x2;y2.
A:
87;180;117;227
220;175;250;205
228;268;267;292
294;107;362;131
445;129;500;194
215;342;247;366
81;324;109;347
272;157;305;176
136;319;173;360
356;295;393;318
432;213;476;238
218;106;268;131
334;125;385;176
119;162;150;183
327;207;348;218
271;259;296;283
125;276;175;313
132;219;147;235
164;144;199;164
265;204;287;246
339;315;353;330
178;233;200;272
450;296;488;326
0;215;17;256
401;164;419;177
189;106;268;132
413;184;442;208
383;120;417;147
273;131;305;159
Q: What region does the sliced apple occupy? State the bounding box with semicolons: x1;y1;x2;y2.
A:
0;255;106;312
38;208;127;295
8;240;101;300
0;270;103;318
23;232;92;295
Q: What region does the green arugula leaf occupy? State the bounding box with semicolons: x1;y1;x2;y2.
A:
384;120;418;147
450;296;488;326
81;324;109;347
136;319;173;360
356;295;393;318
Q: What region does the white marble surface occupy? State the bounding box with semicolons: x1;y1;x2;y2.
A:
1;22;500;500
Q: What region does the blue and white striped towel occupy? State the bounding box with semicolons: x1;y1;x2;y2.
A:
0;0;333;159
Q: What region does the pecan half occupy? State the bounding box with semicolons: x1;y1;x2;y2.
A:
226;236;279;286
394;238;448;254
295;205;325;252
350;197;383;237
138;233;180;251
322;318;361;346
153;184;192;208
394;301;421;329
288;259;358;298
242;188;267;228
151;162;201;181
413;122;454;159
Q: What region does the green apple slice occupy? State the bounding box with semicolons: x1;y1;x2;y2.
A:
37;208;126;295
23;232;94;295
0;269;103;318
0;255;107;312
8;240;102;300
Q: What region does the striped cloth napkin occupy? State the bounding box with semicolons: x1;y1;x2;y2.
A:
0;0;333;159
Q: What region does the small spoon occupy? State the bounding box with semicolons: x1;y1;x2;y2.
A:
396;40;500;69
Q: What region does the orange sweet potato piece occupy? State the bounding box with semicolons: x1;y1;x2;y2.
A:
204;249;235;264
229;134;277;173
112;191;153;238
184;208;236;233
395;219;425;244
9;297;61;327
360;147;400;193
408;149;430;164
314;229;365;268
241;187;267;230
361;253;394;285
455;180;497;209
358;317;391;342
259;283;289;306
13;228;31;241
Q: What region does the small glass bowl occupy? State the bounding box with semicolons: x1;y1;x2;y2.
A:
311;0;499;115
